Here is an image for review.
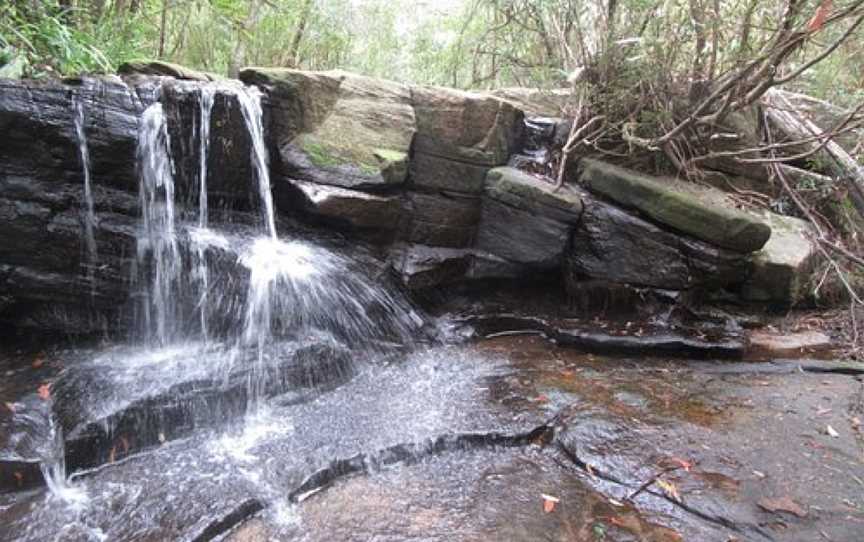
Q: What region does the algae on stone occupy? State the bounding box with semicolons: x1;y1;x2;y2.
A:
581;159;771;253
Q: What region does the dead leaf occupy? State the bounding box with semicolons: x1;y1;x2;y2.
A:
13;471;23;486
826;425;839;438
31;353;45;369
807;0;833;33
37;384;51;401
758;496;807;518
670;457;693;472
3;402;15;413
541;494;559;513
656;479;682;502
851;417;861;430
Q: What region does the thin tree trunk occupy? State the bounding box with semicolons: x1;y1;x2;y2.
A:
158;0;169;59
287;0;314;68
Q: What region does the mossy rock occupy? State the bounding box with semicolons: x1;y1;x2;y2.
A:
581;159;771;253
118;60;222;82
241;68;414;190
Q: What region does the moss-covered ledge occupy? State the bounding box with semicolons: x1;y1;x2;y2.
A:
580;159;772;253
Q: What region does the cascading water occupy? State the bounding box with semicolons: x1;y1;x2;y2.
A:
74;99;97;295
193;86;217;339
135;102;182;345
1;81;427;534
234;86;277;239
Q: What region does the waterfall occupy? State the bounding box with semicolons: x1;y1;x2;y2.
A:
194;86;217;339
74;99;97;295
235;87;277;238
136;102;181;345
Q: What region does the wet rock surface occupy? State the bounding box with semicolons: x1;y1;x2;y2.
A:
2;336;862;541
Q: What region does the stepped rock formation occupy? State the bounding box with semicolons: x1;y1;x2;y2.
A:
0;63;821;334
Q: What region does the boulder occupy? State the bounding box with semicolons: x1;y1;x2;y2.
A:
402;192;480;248
487;87;574;118
740;213;819;305
389;244;472;289
241;68;415;191
118;59;221;82
580;159;772;253
566;193;749;290
409;152;490;194
475;199;571;269
485;167;583;224
287;179;403;233
411;86;522;166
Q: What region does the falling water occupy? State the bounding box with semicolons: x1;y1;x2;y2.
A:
235;87;277;238
74;99;97;294
39;412;87;510
136;102;181;345
194;86;217;339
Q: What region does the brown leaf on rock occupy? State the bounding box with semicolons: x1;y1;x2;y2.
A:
3;402;15;413
758;496;807;518
37;384;51;401
541;494;559;513
31;353;45;369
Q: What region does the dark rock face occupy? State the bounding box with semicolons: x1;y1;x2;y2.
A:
566;193;749;290
476;199;571;268
0;77;155;333
401;192;480;248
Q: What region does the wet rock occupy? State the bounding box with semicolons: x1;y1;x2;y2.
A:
118;59;221;82
402;192;480;248
580;159;772;253
485;166;583;224
475;199;572;268
566;193;749;290
741;213;819;305
390;244;472;289
283;179;404;234
241;68;415;191
162;81;259;203
53;340;355;473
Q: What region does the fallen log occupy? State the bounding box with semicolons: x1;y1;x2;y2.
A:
762;88;864;216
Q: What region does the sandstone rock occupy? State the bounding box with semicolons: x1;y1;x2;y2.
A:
487;87;574;117
566;192;749;290
581;159;772;253
118;59;221;82
485;167;583;224
241;68;415;190
402;192;480;248
411;85;522;166
475;199;571;268
749;329;833;358
288;179;403;232
409;152;489;194
390;245;472;289
741;213;818;305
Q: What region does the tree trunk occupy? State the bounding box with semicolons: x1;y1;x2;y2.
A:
287;0;314;68
158;0;169;59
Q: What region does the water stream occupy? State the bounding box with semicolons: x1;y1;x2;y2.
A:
73;99;97;295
